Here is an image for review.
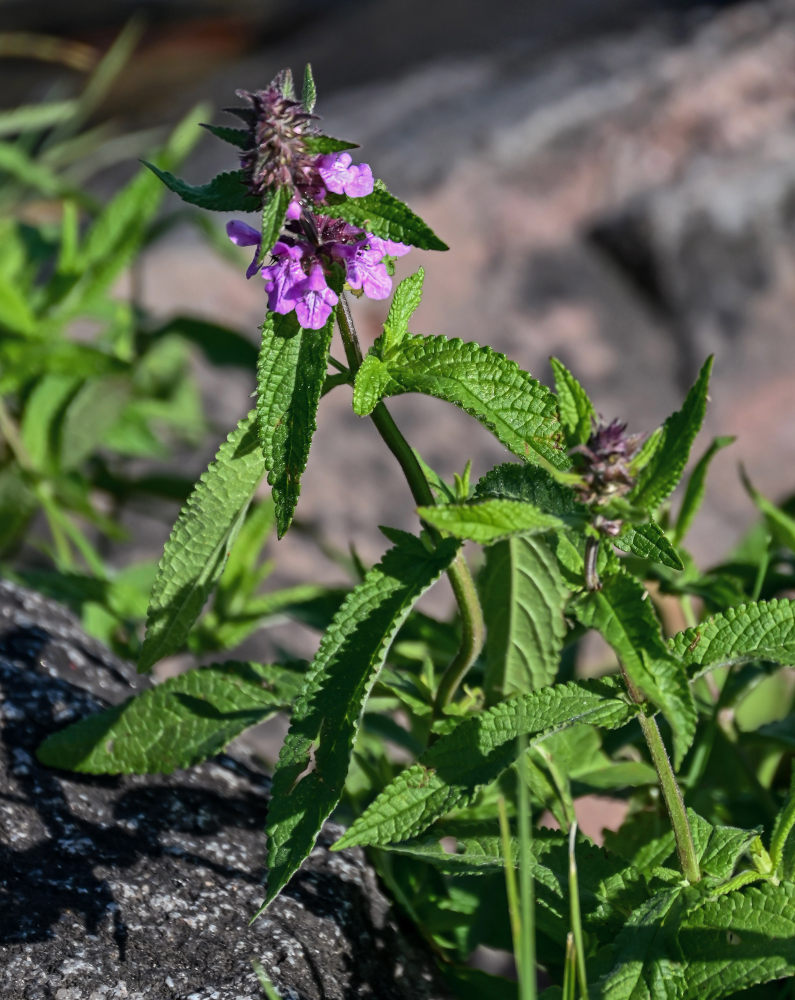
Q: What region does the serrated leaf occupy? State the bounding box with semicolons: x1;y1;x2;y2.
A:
669;599;795;680
334;677;634;850
614;521;684;570
673;436;735;545
741;467;795;552
686;809;760;880
550;357;595;447
571;573;696;766
383;267;424;352
258;186;291;266
138;412;266;672
481;536;570;699
677;881;795;1000
771;773;795;878
418;498;564;543
263;532;459;908
352;334;567;469
301;64;317;113
256;310;333;537
20;375;80;470
37;661;290;775
143;164;259;212
351;353;397;414
475;462;583;516
593;887;688;1000
630;357;713;512
313;183;448;251
302;135;359;154
200;122;249;149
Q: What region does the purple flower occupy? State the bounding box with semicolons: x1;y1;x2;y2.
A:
368;235;411;259
226;220;263;279
335;241;392;299
317;153;374;198
261;241;306;315
287;261;338;329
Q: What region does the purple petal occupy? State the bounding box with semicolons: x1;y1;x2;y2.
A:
286;199;302;220
290;263;338;329
345;247;392;299
317;153;352;195
226;220;261;247
367;234;411;258
343;162;373;198
262;256;305;314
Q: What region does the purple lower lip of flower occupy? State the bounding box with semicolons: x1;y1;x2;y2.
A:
367;235;411;258
317;153;374;198
287;262;338;329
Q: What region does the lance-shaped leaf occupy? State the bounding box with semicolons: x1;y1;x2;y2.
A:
334;677;634;850
550;357;595;448
263;531;459;908
353;334;567;469
256;311;333;537
741;466;795;552
301;64;317;113
383;268;424;352
677;881;795;1000
673;436;735;545
200;123;249;149
138;412;266;672
483;534;561;692
668;599;795;680
37;661;295;775
418;498;564;544
303;135;358;153
143;164;260;212
257;186;291;266
771;773;795;880
614;521;684;570
630;356;713;512
571;573;696;766
313;182;448;250
480;536;570;699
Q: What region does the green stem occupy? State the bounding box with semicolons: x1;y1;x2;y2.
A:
619;663;699;882
638;711;700;883
335;294;485;710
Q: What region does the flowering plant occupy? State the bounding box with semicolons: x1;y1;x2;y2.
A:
37;66;795;1000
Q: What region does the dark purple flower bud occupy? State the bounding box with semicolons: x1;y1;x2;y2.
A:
571;418;643;507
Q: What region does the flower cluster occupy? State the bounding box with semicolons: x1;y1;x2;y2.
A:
228;72;411;329
571;419;642;534
228;211;410;329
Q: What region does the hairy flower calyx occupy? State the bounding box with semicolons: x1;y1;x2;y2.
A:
571;419;643;519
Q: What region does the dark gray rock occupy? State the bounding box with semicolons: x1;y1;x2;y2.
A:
0;581;450;1000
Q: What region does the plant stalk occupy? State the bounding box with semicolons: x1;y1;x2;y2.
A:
335;294;485;709
620;664;700;882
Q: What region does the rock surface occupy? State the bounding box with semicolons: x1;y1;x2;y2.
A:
0;581;449;1000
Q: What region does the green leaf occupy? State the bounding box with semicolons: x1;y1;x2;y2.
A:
383;268;424;352
0;100;77;136
301;64;317;113
58;376;132;470
418;498;564;544
686;810;760;880
256;310;333;537
334;677;634;850
302;135;358;154
200;123;249;149
0;142;68;201
630;357;713;512
143;164;259;212
614;521;684;570
593;887;688;1000
673;436;735;545
313;183;448;251
550;357;595;447
20;375;80;470
37;661;291;774
151;316;258;369
771;773;795;879
138;412;266;672
263;532;459;907
677;881;795;1000
475;462;582;517
481;536;570;699
0;273;37;336
258;186;291;266
741;467;795;552
571;573;696;766
668;599;795;680
352;334;567;469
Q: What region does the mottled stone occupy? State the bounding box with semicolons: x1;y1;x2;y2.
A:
0;581;449;1000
